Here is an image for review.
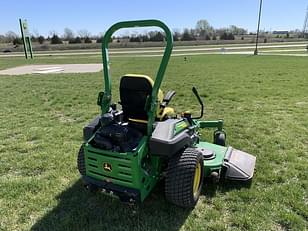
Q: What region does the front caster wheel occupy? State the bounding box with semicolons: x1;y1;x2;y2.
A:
213;130;226;146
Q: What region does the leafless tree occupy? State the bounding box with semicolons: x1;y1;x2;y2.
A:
5;31;18;42
78;29;91;39
196;19;214;37
229;25;247;35
63;28;74;40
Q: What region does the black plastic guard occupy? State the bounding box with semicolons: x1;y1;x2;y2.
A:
83;116;101;141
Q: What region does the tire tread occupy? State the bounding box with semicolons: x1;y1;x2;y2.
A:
165;148;204;208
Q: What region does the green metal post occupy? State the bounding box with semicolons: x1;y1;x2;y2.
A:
254;0;263;55
19;19;33;59
19;19;28;59
27;37;33;59
101;19;173;136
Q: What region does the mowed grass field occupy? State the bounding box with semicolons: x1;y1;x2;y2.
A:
0;54;307;231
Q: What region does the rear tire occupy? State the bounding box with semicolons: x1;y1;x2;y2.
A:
77;145;86;176
165;148;204;208
78;145;98;193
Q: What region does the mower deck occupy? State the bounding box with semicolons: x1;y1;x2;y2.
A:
197;141;256;180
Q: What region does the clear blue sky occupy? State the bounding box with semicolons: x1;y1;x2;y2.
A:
1;0;307;36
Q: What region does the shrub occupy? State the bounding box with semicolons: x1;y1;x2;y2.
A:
220;32;235;40
13;37;23;45
84;37;92;43
96;37;112;43
220;32;227;40
50;34;62;44
149;32;164;41
141;35;149;42
227;33;235;40
38;36;45;44
129;36;141;42
173;34;179;41
96;37;102;43
69;37;82;44
181;29;196;41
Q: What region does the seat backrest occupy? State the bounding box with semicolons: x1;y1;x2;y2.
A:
120;75;154;121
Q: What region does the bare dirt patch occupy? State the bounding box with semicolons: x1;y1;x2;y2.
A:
0;64;102;75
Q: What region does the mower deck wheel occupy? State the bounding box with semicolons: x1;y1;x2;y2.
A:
165;148;204;208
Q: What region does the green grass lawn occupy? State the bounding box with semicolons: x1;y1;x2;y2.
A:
0;54;307;231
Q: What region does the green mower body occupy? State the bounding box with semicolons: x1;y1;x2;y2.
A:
77;20;256;208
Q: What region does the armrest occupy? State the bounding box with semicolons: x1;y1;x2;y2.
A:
161;90;176;107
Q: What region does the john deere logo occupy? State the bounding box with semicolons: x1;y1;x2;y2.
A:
103;163;112;172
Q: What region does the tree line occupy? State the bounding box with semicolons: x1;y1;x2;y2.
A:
0;19;303;45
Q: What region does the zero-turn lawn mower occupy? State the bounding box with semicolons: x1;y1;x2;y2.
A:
77;19;256;208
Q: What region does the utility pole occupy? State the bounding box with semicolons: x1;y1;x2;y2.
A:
302;6;308;38
254;0;263;55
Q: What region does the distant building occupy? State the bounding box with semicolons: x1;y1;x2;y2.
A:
273;31;289;35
